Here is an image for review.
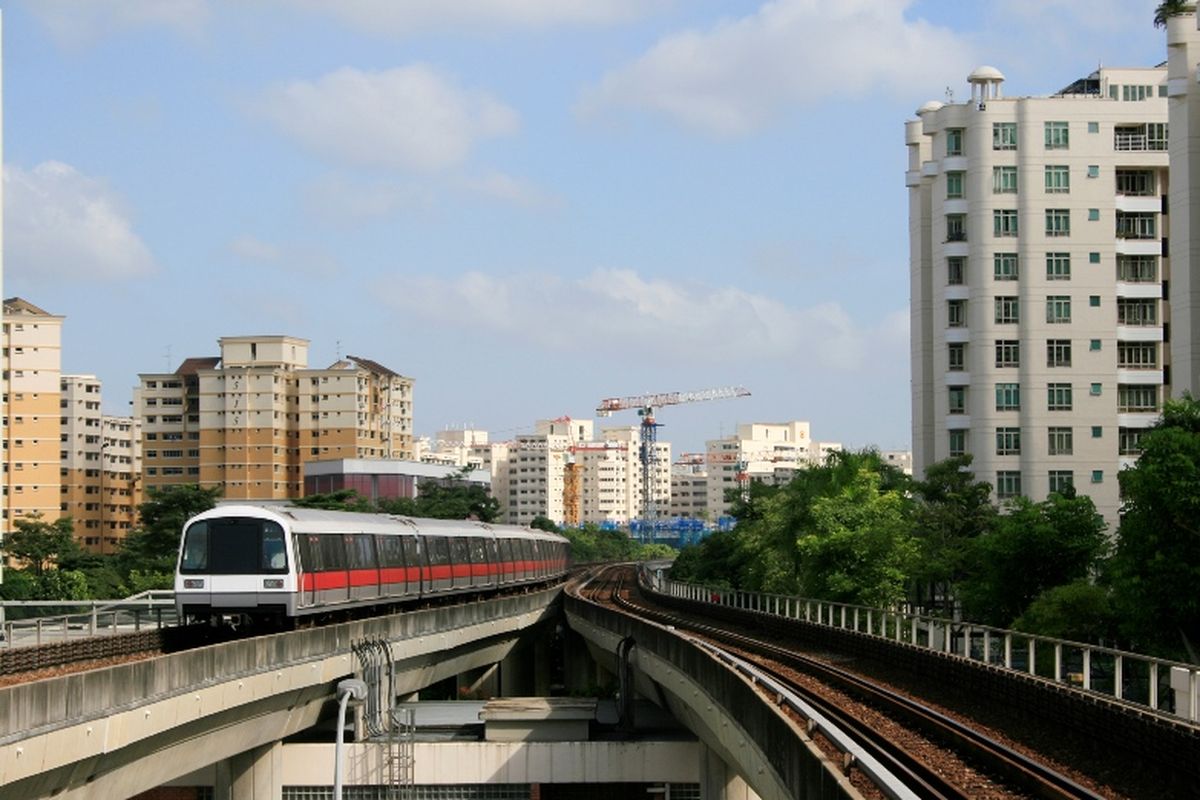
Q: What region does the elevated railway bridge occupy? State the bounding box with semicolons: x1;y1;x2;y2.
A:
0;568;1196;799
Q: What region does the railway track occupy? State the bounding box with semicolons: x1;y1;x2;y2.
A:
578;563;1108;800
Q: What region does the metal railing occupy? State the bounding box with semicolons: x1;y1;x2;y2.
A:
0;590;179;648
651;576;1200;724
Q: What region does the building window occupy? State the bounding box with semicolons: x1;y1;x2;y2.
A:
1048;426;1073;455
1117;255;1157;282
1088;121;1100;134
996;427;1021;455
1091;382;1103;396
996;470;1022;499
1119;427;1146;455
1049;470;1074;495
995;340;1020;368
947;256;966;285
1090;252;1101;264
994;209;1018;237
1117;298;1157;326
1087;165;1100;178
991;252;1018;281
1045;121;1069;149
993;166;1018;193
1118;384;1158;412
1046;209;1070;237
1046;252;1071;281
946;127;964;156
1046;295;1071;324
1091;470;1104;484
993;122;1017;150
1088;208;1100;222
1118;341;1158;369
1048;383;1073;411
947;214;967;242
1047;339;1072;367
948;342;966;371
995;382;1020;411
1116;169;1156;196
946;171;964;199
1092;426;1102;438
1045;165;1070;193
1116;212;1156;240
948;429;966;457
948;299;967;328
948;386;966;414
995;296;1019;324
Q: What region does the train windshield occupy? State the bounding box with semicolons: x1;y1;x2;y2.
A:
180;517;288;574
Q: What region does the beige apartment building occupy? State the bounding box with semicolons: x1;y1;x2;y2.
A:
505;417;592;526
705;421;840;520
669;453;709;520
135;336;413;500
60;374;142;553
907;64;1170;525
3;298;63;535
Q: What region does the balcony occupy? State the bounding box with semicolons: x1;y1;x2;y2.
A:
1114;132;1167;152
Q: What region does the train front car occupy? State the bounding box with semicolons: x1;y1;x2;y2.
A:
174;505;297;626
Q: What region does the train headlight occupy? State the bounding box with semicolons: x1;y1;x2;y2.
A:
183;579;204;589
263;579;284;589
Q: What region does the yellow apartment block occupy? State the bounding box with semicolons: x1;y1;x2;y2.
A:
60;374;142;554
136;337;413;501
3;298;63;536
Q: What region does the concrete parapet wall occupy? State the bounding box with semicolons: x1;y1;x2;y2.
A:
0;588;562;799
653;590;1200;795
564;594;860;800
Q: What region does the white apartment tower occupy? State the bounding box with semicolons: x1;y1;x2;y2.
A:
1167;11;1200;397
705;421;838;520
505;417;592;526
907;65;1170;525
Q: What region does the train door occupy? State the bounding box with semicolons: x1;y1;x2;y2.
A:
318;534;351;605
449;537;471;590
484;537;499;589
296;534;321;609
377;535;403;600
497;538;514;586
402;536;420;597
348;534;380;602
427;535;452;593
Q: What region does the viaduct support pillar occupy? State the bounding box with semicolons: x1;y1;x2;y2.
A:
700;743;760;800
214;741;283;800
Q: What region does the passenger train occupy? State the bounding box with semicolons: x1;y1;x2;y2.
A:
174;504;571;625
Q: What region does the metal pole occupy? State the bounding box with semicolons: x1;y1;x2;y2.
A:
334;679;367;800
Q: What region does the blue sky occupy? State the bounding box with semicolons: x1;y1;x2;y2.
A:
3;0;1170;455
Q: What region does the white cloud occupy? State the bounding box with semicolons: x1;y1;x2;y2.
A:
578;0;975;136
255;65;519;172
25;0;209;46
290;0;656;36
460;171;562;209
226;234;341;278
5;161;156;283
383;267;899;369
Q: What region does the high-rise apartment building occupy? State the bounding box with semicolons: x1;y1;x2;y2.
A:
669;454;709;520
3;298;63;534
907;65;1169;524
60;375;142;553
135;336;413;500
1167;11;1200;398
705;421;838;520
505;417;592;526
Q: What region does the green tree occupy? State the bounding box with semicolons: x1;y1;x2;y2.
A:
958;493;1107;627
910;455;995;614
793;466;917;607
293;489;374;512
4;513;78;578
1154;1;1194;28
377;469;501;522
120;484;222;574
1013;581;1116;644
528;515;560;533
1110;395;1200;659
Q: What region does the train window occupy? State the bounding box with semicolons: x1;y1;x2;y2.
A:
299;535;321;571
180;522;209;570
499;538;514;565
261;522;287;572
426;536;450;566
379;536;404;568
519;539;532;563
401;537;417;568
349;534;377;570
469;537;487;564
450;537;470;565
320;534;348;571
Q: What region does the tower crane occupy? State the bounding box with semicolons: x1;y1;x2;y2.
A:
596;386;750;538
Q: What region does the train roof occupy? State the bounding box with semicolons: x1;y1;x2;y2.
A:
189;504;568;541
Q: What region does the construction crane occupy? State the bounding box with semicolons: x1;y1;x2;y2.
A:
596;386;750;539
